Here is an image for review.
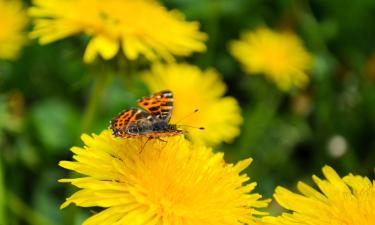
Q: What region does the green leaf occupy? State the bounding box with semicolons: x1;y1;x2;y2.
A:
30;99;80;153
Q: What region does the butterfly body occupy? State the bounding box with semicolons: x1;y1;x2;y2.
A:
110;90;183;138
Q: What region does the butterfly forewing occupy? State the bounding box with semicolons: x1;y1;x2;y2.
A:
110;108;137;131
137;90;174;122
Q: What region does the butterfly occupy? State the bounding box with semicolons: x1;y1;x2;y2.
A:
109;90;183;139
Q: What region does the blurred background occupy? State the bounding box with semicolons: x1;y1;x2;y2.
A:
1;0;375;224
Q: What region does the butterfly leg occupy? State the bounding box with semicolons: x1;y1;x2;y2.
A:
156;137;167;143
139;136;153;153
155;137;169;154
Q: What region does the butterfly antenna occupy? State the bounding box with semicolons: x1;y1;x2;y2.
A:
178;125;205;130
174;109;205;130
175;109;199;124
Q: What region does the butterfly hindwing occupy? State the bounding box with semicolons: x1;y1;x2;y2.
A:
137;90;173;122
110;108;153;137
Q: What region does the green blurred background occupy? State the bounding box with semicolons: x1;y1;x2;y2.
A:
1;0;375;224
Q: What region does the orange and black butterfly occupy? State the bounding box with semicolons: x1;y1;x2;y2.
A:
109;90;183;138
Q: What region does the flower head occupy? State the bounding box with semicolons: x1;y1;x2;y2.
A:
29;0;207;63
142;63;243;146
364;52;375;80
263;165;375;225
229;28;312;91
60;130;269;225
0;0;28;60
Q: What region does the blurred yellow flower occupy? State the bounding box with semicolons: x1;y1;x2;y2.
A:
263;165;375;225
0;0;28;60
364;52;375;80
142;63;243;146
29;0;207;63
60;130;269;225
229;28;312;91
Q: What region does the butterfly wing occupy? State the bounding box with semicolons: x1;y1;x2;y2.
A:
137;90;174;122
110;107;151;137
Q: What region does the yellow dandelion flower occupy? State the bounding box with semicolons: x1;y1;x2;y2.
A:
142;63;243;146
29;0;207;63
0;0;28;60
364;53;375;80
59;130;270;225
229;28;312;91
263;165;375;225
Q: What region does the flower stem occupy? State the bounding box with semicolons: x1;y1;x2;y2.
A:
0;156;6;225
236;87;283;157
7;192;54;225
81;71;110;133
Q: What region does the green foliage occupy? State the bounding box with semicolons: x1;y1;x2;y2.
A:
1;0;375;224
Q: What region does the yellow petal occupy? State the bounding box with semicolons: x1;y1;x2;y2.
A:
83;35;119;63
